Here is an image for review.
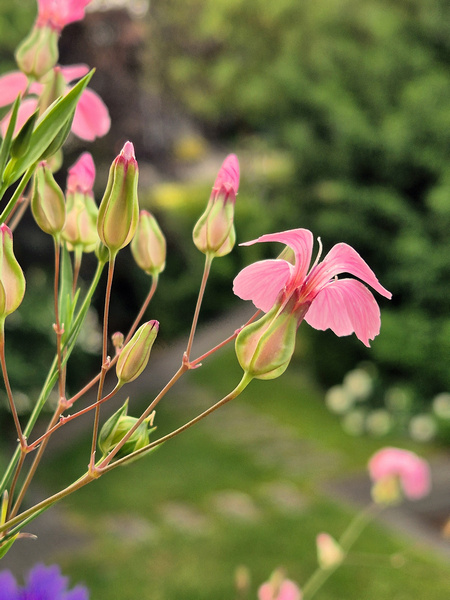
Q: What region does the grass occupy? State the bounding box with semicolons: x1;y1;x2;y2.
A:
28;347;450;599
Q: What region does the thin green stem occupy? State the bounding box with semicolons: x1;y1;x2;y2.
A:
185;254;213;361
0;259;105;496
124;274;158;345
0;162;37;224
190;309;261;368
0;321;26;449
89;252;116;471
302;503;382;600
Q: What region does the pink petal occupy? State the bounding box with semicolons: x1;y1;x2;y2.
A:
241;229;315;287
0;98;38;137
38;0;91;29
213;153;240;193
71;87;110;141
233;259;292;312
369;447;431;500
67;152;95;193
304;278;382;346
60;64;90;84
258;580;302;600
0;71;29;107
308;243;391;299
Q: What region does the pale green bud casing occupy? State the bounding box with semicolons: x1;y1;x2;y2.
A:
62;191;98;253
193;154;240;258
0;225;26;320
235;297;309;380
97;141;139;254
15;25;59;79
116;320;159;386
131;210;166;276
31;162;66;236
193;184;236;257
98;399;155;459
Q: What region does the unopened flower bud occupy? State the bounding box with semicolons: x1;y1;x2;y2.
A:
193;154;239;257
31;162;66;236
62;153;98;253
235;297;308;380
131;210;166;276
15;25;59;79
97;141;139;254
316;533;344;570
98;399;156;459
116;320;159;386
0;224;26;321
112;331;124;351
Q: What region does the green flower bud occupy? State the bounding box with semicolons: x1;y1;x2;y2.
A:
0;224;26;320
116;320;159;386
97;141;139;254
193;154;239;258
15;25;59;79
98;398;156;459
131;210;166;276
62;192;98;253
31;162;66;236
235;297;309;380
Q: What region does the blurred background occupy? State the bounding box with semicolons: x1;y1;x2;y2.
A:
0;0;450;598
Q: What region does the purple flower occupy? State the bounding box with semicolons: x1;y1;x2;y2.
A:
0;564;88;600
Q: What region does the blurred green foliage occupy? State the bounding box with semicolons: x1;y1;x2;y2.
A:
145;0;450;403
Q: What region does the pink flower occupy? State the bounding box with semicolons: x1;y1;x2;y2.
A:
36;0;92;32
0;65;110;142
66;152;96;194
368;447;431;501
258;578;302;600
233;228;391;347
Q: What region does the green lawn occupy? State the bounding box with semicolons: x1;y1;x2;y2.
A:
36;348;449;600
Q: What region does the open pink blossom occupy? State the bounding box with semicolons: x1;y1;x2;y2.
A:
36;0;92;32
368;447;431;500
258;578;302;600
233;228;391;347
0;65;110;142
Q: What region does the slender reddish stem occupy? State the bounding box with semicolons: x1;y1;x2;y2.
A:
184;254;213;361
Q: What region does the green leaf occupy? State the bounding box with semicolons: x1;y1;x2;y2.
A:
3;71;94;185
0;94;21;183
0;533;18;559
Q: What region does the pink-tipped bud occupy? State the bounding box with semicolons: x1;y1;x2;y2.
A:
62;153;98;253
15;25;59;79
316;533;344;570
258;570;302;600
116;320;159;386
131;210;166;276
31;162;66;237
193;154;239;257
97;141;139;254
112;331;124;351
0;225;26;320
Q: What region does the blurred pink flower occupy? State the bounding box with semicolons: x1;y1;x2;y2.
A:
368;447;431;500
66;152;96;194
0;65;110;142
258;578;302;600
233;228;391;346
36;0;92;32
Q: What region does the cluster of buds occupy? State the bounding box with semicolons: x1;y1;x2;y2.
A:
98;398;156;460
